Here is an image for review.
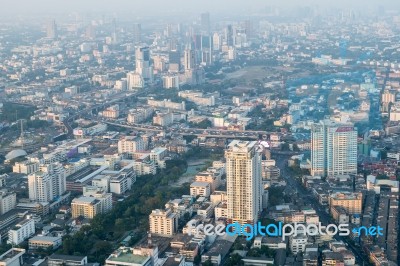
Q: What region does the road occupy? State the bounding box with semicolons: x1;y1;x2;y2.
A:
63;90;147;136
101;120;268;140
274;154;368;265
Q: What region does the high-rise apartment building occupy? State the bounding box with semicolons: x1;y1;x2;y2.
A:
85;25;96;40
381;90;396;113
28;172;53;202
162;75;180;89
168;50;181;72
184;48;195;70
13;161;39;174
133;23;141;44
47;20;57;39
225;25;233;46
201;12;210;34
39;163;66;200
244;20;253;38
201;35;213;65
213;33;222;51
126;71;144;89
311;120;357;177
28;163;66;202
225;140;262;225
0;190;16;215
135;46;153;84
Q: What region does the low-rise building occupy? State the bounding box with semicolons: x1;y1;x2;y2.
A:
149;209;178;236
47;254;88;266
289;233;308;255
153;112;174;127
329;192;362;215
118;136;147;154
13;161;39;174
322;252;344;266
100;105;120;119
214;202;228;220
127;108;154;124
0;248;25;266
190;182;211;197
29;236;62;250
195;170;222;192
105;246;159;266
71;197;102;219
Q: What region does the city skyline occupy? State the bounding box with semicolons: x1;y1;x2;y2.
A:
0;1;399;265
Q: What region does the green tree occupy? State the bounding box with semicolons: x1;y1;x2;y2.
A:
280;143;290;151
260;245;275;257
247;248;262;257
94;241;112;258
193;254;201;265
202;259;213;266
224;254;243;266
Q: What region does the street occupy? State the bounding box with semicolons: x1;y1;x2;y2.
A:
273;154;368;265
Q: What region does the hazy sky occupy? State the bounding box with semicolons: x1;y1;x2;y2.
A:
1;0;399;15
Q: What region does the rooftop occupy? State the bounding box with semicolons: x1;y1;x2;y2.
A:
29;236;61;242
0;248;25;261
48;254;86;262
72;196;99;205
191;181;210;187
107;251;149;264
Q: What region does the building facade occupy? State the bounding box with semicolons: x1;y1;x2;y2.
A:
311;120;357;177
225;140;262;225
7;219;35;245
149;209;178;236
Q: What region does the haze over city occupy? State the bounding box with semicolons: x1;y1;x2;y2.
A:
0;0;400;266
1;0;400;15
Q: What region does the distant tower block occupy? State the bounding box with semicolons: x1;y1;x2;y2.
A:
47;19;58;39
133;23;142;44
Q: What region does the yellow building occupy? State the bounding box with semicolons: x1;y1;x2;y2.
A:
329;192;362;215
149;209;178;236
71;197;101;219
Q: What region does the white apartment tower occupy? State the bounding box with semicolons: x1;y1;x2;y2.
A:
39;163;66;199
117;136;146;154
0;190;17;215
213;32;222;51
135;46;153;83
127;71;144;89
28;163;66;202
184;48;195;70
225;140;262;225
162;75;180;89
311;120;357;177
28;172;53;202
381;90;396;113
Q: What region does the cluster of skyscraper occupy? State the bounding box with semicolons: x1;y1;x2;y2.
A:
225;119;358;226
